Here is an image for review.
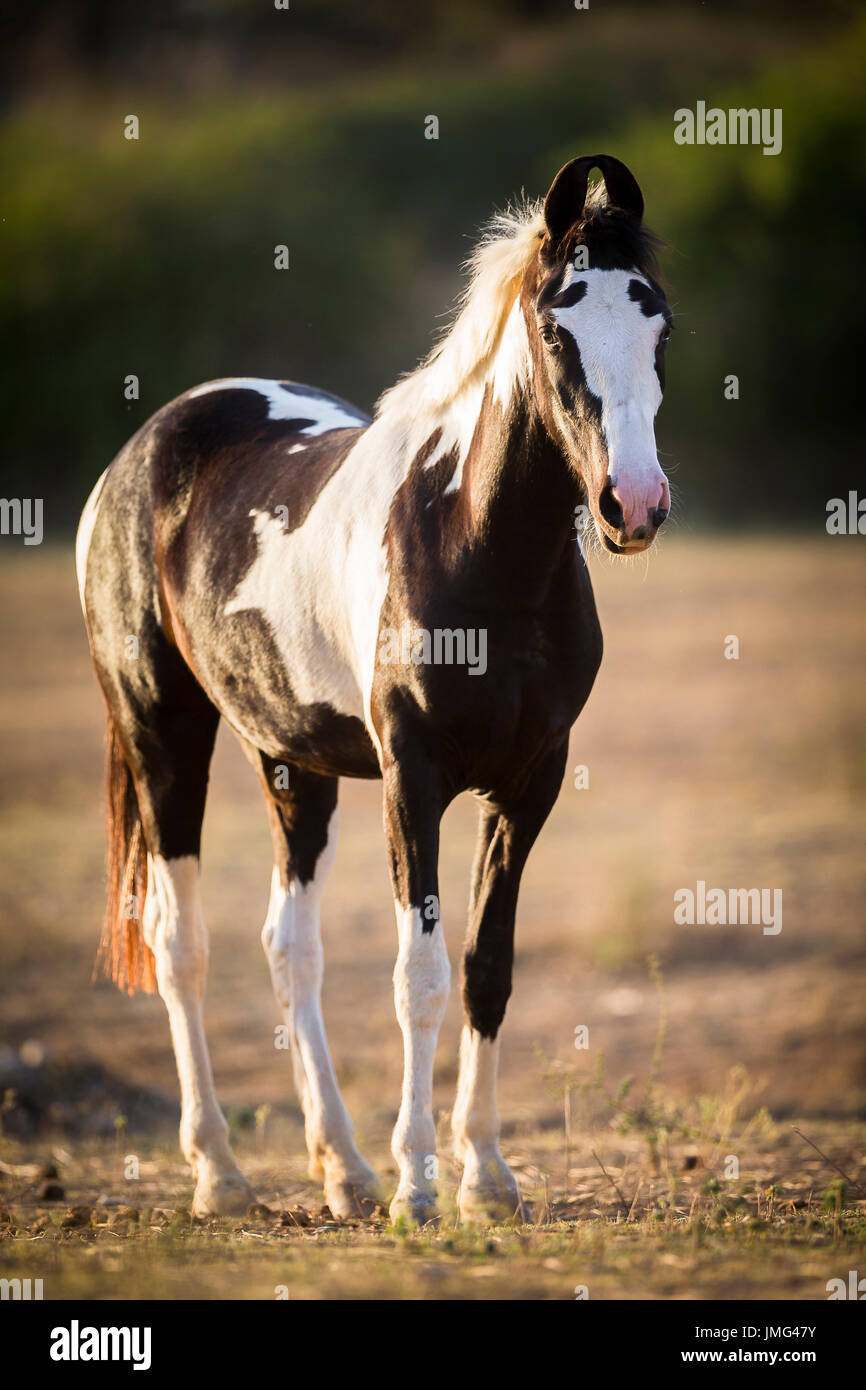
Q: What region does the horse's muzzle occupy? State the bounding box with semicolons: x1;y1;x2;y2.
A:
596;475;670;552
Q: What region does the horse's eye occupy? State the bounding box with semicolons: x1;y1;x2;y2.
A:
540;325;560;351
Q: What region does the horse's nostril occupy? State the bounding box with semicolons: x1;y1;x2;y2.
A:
652;507;669;528
599;482;625;531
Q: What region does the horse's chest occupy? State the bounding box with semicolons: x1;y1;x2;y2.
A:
373;606;599;784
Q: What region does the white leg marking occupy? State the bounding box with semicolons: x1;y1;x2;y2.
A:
390;906;450;1223
143;854;254;1216
452;1026;523;1222
261;811;380;1217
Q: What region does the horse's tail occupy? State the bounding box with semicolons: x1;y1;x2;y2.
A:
94;715;156;995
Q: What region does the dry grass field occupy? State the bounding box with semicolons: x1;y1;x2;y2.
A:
1;535;864;1299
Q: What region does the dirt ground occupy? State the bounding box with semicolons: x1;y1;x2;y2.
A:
1;536;864;1298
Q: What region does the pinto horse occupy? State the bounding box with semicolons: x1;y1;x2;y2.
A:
77;154;672;1225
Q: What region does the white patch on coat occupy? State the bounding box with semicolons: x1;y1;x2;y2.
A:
219;407;417;751
552;268;667;528
225;508;363;717
75;467;109;609
390;905;450;1209
186;378;368;435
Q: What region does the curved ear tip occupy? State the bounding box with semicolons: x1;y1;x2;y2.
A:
551;153;628;178
543;152;644;246
545;153;642;194
596;154;645;217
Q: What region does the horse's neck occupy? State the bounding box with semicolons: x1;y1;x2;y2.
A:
451;385;581;604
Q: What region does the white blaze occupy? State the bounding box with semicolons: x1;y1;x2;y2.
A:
552;267;667;531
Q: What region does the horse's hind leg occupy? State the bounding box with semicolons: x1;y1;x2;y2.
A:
256;759;381;1219
103;664;255;1217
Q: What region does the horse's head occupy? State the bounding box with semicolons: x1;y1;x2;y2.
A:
523;155;672;554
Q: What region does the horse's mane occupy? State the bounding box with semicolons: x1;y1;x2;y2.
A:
375;181;662;423
375;199;546;422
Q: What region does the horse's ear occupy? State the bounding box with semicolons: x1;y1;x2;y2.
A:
543;154;644;251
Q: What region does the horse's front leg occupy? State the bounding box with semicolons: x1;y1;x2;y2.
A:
381;748;449;1226
453;741;568;1223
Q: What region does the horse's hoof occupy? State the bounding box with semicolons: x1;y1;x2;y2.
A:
192;1172;256;1217
389;1190;439;1228
324;1174;383;1221
458;1183;528;1226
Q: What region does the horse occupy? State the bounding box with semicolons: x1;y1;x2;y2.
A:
76;153;673;1225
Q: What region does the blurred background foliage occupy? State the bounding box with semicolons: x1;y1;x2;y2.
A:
1;0;863;527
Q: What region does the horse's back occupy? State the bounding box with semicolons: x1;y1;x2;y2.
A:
78;376;371;606
181;378;370;437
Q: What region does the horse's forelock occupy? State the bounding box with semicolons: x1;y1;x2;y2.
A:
548;188;664;285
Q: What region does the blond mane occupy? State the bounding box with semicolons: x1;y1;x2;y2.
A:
375;201;545;421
